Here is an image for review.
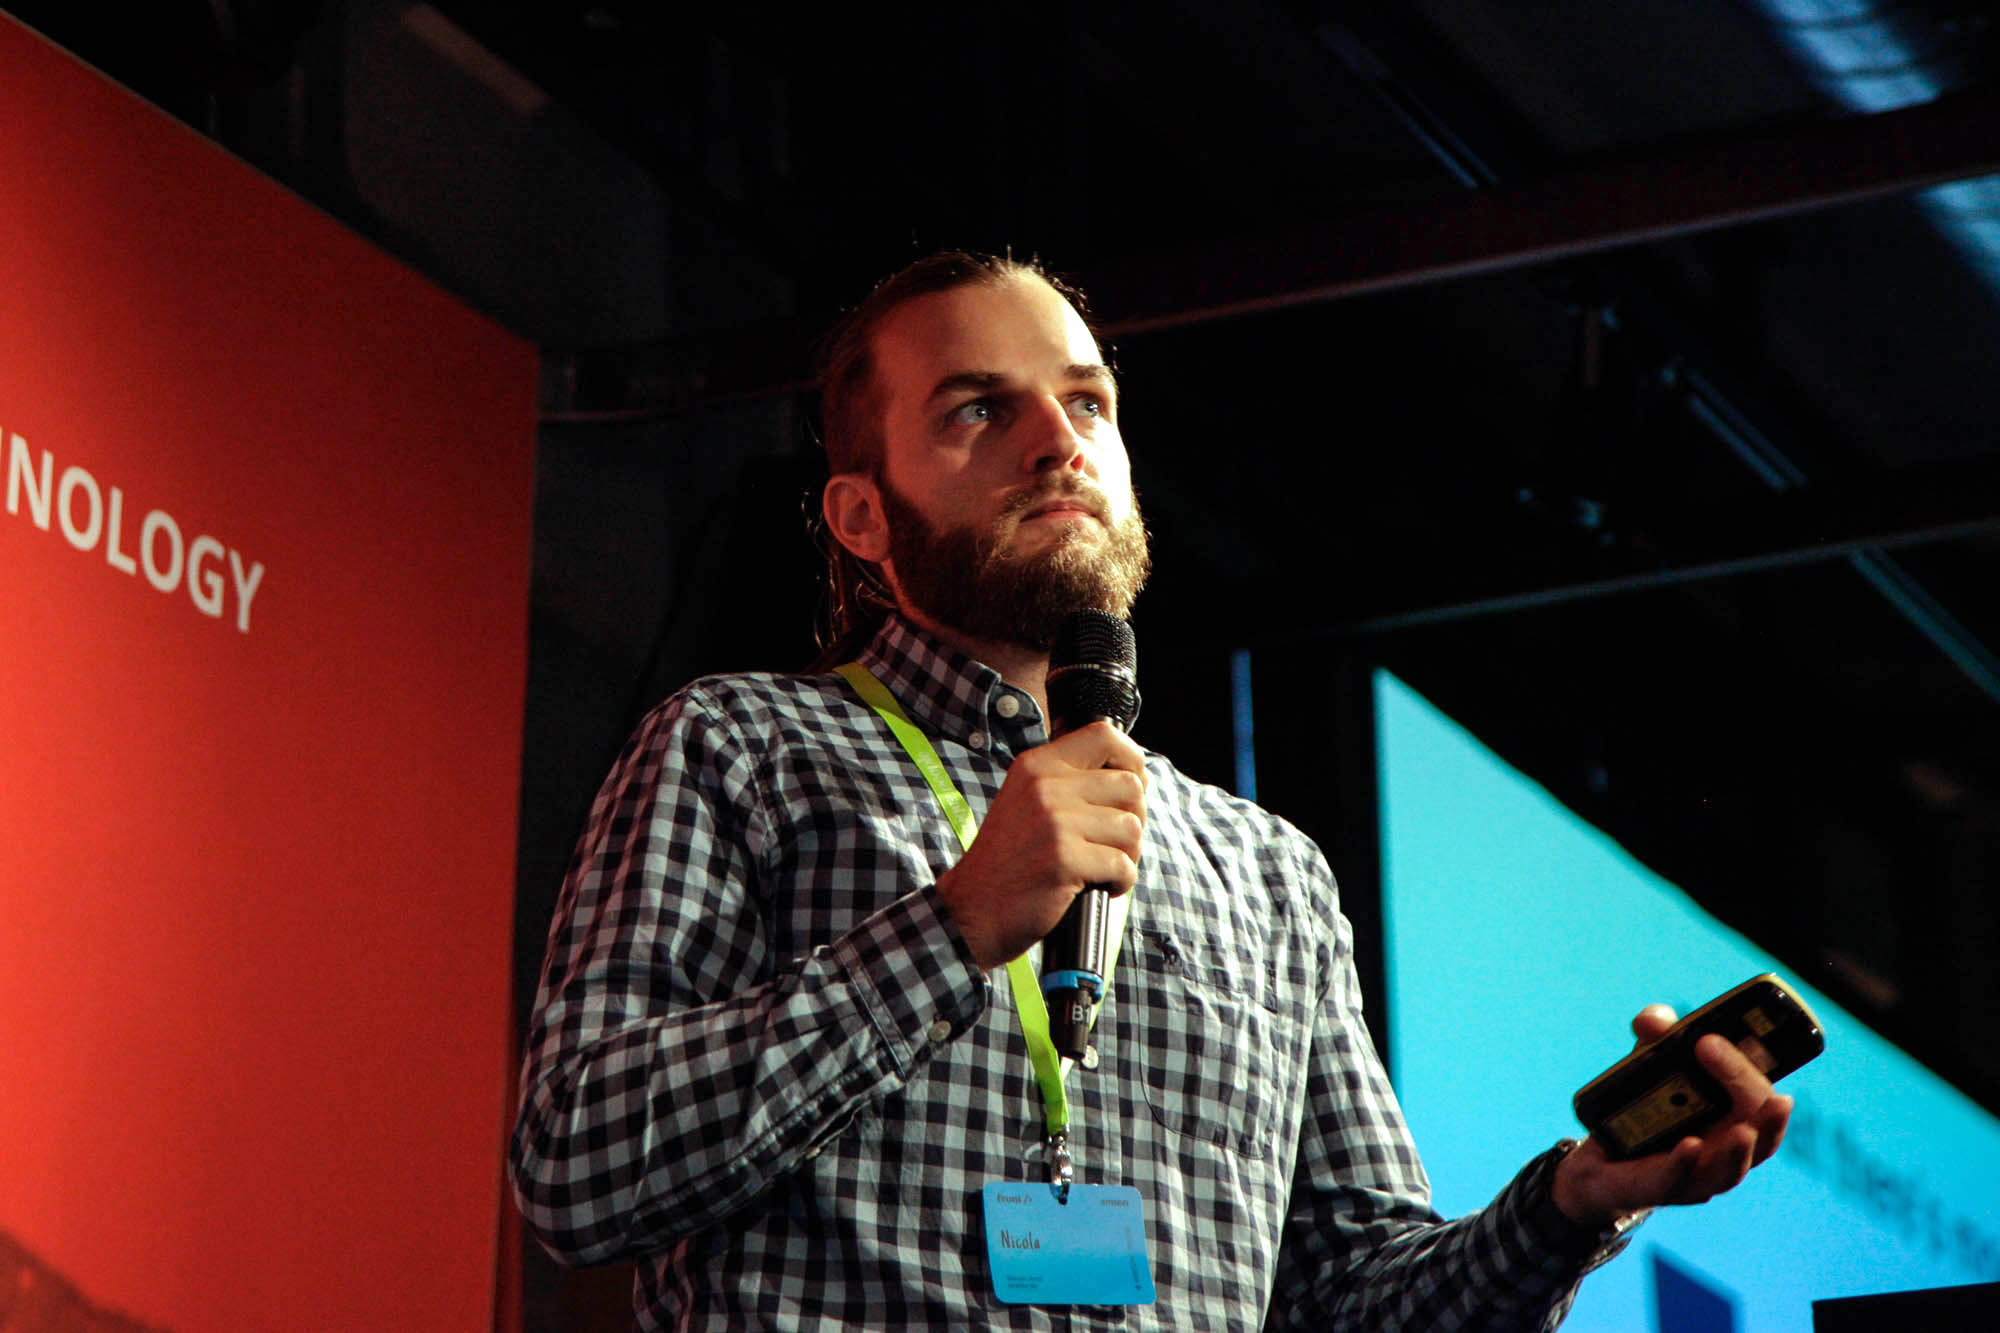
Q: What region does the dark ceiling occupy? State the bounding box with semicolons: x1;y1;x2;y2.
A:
12;0;1998;1130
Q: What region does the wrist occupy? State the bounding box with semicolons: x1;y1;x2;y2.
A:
1525;1140;1642;1258
931;866;1005;971
1548;1138;1616;1229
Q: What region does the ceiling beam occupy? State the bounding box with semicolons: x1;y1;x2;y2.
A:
1286;456;2000;637
1089;88;2000;335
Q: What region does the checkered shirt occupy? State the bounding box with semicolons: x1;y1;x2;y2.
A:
511;615;1626;1330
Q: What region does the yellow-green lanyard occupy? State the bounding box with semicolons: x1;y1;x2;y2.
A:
836;662;1127;1192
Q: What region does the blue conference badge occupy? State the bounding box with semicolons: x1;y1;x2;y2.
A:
982;1182;1156;1306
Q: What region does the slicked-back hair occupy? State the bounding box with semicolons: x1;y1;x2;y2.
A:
812;250;1097;667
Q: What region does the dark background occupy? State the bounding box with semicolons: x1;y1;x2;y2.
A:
10;2;1997;1325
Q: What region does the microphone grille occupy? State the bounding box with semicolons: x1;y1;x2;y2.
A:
1047;611;1140;733
1050;610;1136;675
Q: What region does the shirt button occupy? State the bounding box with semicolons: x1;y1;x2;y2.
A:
927;1020;953;1043
995;694;1022;719
967;730;986;750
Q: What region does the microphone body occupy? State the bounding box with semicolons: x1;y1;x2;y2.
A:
1041;610;1141;1060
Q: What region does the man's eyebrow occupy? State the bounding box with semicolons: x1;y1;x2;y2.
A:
925;371;1006;405
924;364;1119;404
1069;363;1118;395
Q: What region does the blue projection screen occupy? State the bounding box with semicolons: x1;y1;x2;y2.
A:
1376;670;2000;1331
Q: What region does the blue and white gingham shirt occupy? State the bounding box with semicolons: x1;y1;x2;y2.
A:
512;616;1625;1330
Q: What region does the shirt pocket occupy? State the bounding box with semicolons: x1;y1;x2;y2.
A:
1120;927;1306;1162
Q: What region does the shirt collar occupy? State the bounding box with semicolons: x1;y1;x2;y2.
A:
856;614;1047;753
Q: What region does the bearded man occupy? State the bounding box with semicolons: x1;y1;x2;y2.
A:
510;252;1792;1331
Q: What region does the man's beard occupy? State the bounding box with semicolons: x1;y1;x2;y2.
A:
878;473;1152;652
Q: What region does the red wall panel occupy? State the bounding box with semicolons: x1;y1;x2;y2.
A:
0;16;535;1330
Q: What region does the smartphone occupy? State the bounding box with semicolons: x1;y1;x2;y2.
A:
1573;973;1824;1160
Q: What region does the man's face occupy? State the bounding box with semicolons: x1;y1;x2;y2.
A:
857;275;1150;650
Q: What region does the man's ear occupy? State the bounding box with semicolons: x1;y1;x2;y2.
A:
823;472;891;564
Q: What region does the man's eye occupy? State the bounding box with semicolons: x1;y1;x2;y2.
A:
950;400;993;425
1070;396;1103;418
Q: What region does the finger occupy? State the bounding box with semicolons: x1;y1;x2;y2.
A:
1005;756;1143;824
1608;1135;1706;1211
1066;805;1146;868
1695;1033;1781;1117
1687;1121;1760;1203
1063;831;1141;891
1708;1121;1758;1187
1749;1095;1794;1167
1662;1137;1704;1203
1075;767;1148;815
1630;1004;1678;1046
1655;1129;1733;1207
1045;720;1148;777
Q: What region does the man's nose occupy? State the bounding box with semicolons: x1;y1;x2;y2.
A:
1022;395;1087;474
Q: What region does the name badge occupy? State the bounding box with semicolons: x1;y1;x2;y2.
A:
982;1182;1156;1306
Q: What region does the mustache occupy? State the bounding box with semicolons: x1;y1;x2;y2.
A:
998;476;1113;524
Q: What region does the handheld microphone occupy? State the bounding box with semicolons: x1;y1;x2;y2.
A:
1041;609;1142;1061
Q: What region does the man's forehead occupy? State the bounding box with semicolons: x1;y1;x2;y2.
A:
873;276;1104;394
